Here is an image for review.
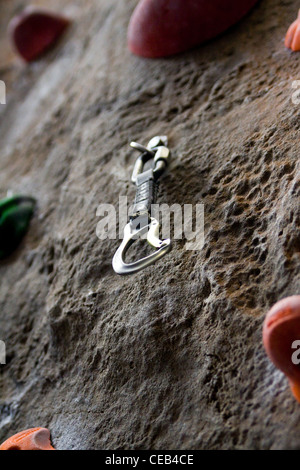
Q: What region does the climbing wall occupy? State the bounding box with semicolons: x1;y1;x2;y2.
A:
0;0;300;449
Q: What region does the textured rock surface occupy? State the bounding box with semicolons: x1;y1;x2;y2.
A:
0;0;300;450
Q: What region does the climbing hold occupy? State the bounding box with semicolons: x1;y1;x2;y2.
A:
8;6;70;62
0;195;36;260
128;0;259;58
263;296;300;402
0;428;55;450
285;10;300;52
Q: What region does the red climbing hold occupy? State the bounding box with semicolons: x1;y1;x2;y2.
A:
128;0;260;58
8;6;70;62
263;296;300;402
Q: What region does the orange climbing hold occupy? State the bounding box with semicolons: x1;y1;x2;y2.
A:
0;427;55;450
285;10;300;52
263;296;300;402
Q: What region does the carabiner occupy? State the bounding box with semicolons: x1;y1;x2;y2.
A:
112;136;172;275
112;217;171;275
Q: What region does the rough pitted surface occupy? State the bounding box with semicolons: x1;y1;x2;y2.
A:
0;0;300;450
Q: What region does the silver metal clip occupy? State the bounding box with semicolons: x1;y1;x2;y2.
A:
112;136;172;275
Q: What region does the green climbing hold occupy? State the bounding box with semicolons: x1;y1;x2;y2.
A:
0;195;36;260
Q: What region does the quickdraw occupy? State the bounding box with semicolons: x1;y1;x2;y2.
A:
112;136;172;275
